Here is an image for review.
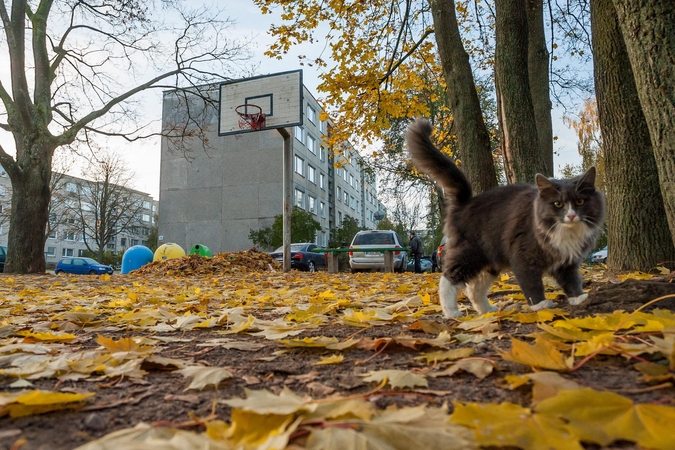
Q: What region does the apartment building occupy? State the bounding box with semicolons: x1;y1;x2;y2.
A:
158;74;384;252
0;169;157;265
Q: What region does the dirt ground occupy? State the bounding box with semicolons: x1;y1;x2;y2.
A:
1;257;674;450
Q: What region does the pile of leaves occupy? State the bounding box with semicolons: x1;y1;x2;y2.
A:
131;250;280;277
0;266;674;449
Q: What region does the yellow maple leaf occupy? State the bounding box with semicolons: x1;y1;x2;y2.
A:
220;388;317;415
498;336;573;371
361;369;428;389
416;348;474;363
95;334;154;355
0;390;94;418
280;337;340;348
17;331;76;342
314;354;344;365
451;401;582;450
536;388;675;449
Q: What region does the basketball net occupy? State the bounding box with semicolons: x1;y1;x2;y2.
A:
235;104;266;131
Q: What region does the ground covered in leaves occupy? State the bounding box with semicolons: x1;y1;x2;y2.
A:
1;250;675;450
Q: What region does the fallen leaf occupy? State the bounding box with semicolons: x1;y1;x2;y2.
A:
498;336;573;371
361;369;428;389
178;366;233;391
535;388;675;449
451;401;582;450
314;354;344;365
0;390;94;418
219;388;317;415
416;348;474;363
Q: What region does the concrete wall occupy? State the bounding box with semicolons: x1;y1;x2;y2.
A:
159;83;382;253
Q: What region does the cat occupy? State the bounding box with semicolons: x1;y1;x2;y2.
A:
406;119;606;318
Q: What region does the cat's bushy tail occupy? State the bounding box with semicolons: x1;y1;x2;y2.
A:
406;119;472;206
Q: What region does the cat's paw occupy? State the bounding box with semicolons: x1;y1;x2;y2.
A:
479;304;499;314
529;299;556;312
568;293;590;306
443;309;463;319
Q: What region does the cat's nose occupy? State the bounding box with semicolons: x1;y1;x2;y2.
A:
567;214;577;221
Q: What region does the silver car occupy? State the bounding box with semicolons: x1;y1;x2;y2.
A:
348;230;408;272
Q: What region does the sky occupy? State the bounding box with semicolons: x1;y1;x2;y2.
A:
120;1;586;200
2;1;584;201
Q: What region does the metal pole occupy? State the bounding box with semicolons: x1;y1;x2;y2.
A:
278;128;292;272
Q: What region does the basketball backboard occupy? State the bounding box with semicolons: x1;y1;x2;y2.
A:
218;70;303;136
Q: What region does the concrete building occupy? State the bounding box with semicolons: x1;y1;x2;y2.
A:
158;76;383;252
0;169;157;266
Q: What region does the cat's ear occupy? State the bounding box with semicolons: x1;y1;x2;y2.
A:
536;174;559;196
577;166;597;192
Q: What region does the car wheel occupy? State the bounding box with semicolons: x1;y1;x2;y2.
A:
55;269;62;275
89;270;97;275
308;261;316;272
602;258;607;264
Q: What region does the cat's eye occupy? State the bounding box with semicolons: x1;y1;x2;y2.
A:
553;201;564;208
575;199;585;206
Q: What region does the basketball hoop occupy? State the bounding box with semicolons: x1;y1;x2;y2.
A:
235;104;266;131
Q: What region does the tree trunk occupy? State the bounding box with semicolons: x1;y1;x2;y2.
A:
494;0;543;184
4;148;53;273
611;0;675;247
429;0;498;194
591;0;675;270
526;0;553;177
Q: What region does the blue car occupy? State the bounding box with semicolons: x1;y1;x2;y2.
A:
55;257;114;275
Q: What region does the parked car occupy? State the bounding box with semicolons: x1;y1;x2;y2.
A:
268;243;326;272
436;236;447;271
0;245;6;272
590;246;608;264
55;257;114;275
349;230;408;273
407;256;433;273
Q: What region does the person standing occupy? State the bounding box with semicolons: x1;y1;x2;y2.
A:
409;231;422;273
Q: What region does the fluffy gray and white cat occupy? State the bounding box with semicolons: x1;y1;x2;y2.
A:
406;119;606;318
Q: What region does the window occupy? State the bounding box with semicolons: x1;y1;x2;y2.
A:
319;146;326;162
294;126;303;141
343;191;349;203
320;120;327;134
320;231;327;246
142;214;150;222
48;230;57;239
62;248;74;257
308;195;316;214
143;201;151;209
306;134;316;154
0;187;5;196
66;182;77;193
46;247;56;257
307;165;316;184
337;187;342;202
319;173;326;190
349;173;354;187
131;239;139;246
307;105;317;124
294;189;305;209
121;237;127;247
338;211;342;225
320;201;326;218
294;155;304;176
343;170;348;182
65;232;75;241
350;196;355;209
78;249;86;257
